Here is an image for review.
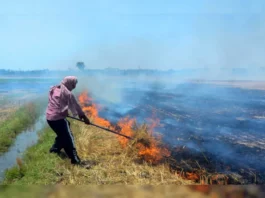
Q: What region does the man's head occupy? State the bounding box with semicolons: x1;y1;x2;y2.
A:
61;76;78;91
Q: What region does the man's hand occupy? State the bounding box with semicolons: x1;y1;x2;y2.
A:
83;116;90;125
80;115;90;125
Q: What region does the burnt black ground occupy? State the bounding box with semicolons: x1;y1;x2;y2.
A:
96;82;265;184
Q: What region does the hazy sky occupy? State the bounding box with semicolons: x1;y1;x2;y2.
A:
0;0;264;70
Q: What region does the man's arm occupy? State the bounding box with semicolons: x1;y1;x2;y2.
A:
70;94;90;124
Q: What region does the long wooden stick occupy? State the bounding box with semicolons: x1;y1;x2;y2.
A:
67;116;133;140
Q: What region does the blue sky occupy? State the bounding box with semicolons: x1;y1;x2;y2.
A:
0;0;264;70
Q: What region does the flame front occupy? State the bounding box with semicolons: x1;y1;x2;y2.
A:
78;91;112;129
78;91;170;164
117;117;135;148
137;137;170;164
137;109;170;164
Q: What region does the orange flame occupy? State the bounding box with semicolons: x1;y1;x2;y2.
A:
137;111;170;164
78;91;112;128
186;172;200;181
137;139;170;164
117;117;135;148
176;171;200;183
78;91;92;104
78;91;170;164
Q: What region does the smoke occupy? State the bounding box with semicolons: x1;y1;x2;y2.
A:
74;75;124;103
1;0;265;182
72;70;265;174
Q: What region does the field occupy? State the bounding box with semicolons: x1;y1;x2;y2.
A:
1;76;265;187
86;78;265;184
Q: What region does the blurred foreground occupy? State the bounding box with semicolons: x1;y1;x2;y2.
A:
1;185;265;198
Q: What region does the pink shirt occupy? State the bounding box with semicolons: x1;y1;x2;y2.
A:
46;87;85;121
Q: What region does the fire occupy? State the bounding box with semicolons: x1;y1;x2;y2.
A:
186;172;200;181
78;91;112;129
78;91;170;164
137;109;170;164
137;138;170;164
175;171;201;183
117;117;135;148
78;91;92;105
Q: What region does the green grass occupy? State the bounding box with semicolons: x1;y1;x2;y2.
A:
0;185;46;198
0;101;44;154
1;119;191;186
2;126;63;185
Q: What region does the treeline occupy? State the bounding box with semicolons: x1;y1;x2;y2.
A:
0;67;257;78
0;69;50;76
0;68;200;77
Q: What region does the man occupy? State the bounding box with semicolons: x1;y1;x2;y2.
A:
46;76;90;166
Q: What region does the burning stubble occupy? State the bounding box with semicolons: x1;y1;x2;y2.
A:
73;77;265;184
78;91;170;165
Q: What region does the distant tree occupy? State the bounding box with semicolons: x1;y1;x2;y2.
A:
76;62;85;70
